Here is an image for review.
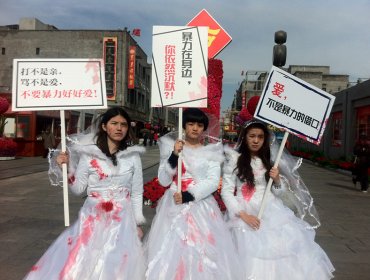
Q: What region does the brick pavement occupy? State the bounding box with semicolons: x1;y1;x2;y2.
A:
0;147;369;280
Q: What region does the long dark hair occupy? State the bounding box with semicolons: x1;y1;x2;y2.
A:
95;107;134;165
235;121;271;187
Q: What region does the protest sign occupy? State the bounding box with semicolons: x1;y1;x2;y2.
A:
255;66;335;145
256;66;335;218
151;25;208;108
12;58;107;111
12;58;107;226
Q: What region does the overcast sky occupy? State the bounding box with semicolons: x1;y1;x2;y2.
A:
1;0;369;112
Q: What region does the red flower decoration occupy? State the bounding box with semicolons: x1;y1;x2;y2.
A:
0;97;9;114
238;107;253;123
0;137;17;157
143;177;169;208
247;96;260;116
202;58;223;118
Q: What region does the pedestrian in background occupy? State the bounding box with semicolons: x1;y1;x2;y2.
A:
24;107;146;280
42;126;55;158
153;131;158;145
353;134;370;192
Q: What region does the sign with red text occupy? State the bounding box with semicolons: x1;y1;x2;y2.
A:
187;9;232;58
128;46;136;89
255;66;335;145
12;59;107;111
151;25;208;108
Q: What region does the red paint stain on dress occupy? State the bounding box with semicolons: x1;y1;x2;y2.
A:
186;214;202;244
198;260;204;272
175;257;186;280
99;201;114;212
241;183;255;201
67;237;73;246
68;175;75;184
90;159;108;180
173;163;193;191
112;202;123;222
58;215;95;280
207;233;215;245
30;265;38;271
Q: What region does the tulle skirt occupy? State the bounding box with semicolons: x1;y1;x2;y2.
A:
225;195;335;280
144;189;243;280
24;189;145;280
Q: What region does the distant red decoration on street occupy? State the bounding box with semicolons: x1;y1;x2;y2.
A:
132;29;141;36
0;97;9;114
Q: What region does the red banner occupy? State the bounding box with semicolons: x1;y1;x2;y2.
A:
128;46;136;89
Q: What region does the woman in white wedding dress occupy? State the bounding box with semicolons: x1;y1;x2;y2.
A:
24;107;146;280
144;108;242;280
222;119;335;280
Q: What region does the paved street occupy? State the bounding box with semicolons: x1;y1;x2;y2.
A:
0;146;369;280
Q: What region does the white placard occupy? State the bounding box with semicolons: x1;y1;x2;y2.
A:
255;66;335;145
151;26;208;108
12;58;107;111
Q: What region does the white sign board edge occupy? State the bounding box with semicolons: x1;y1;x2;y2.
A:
151;25;208;108
12;58;108;111
254;66;335;145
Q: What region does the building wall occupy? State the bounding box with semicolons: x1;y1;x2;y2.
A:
290;79;370;161
288;65;330;75
0;18;175;155
0;20;163;126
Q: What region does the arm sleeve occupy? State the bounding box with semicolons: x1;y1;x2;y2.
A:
68;154;90;195
168;152;179;169
158;150;177;187
271;174;288;196
130;154;146;225
221;167;243;217
182;191;195;203
187;160;221;201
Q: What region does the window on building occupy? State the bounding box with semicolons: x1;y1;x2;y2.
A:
1;48;5;55
16;115;31;139
331;111;342;147
356;106;370;140
129;90;135;105
36;48;40;55
322;83;326;91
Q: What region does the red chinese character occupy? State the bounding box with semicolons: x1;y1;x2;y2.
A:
272;82;285;98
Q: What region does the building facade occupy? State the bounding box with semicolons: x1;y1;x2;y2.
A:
0;18;175;156
290;79;370;161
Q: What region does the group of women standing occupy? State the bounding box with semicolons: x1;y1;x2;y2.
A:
24;106;335;280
